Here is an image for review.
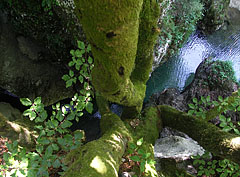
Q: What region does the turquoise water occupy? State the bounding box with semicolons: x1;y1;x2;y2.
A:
145;24;240;101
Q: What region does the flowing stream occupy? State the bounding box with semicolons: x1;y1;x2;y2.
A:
145;22;240;101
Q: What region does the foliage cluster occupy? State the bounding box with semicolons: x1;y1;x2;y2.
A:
205;60;239;89
123;138;156;177
156;0;203;62
188;90;240;135
187;89;240;176
0;0;84;62
0;41;94;176
192;152;240;177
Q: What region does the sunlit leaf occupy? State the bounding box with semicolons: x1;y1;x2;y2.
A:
20;98;32;106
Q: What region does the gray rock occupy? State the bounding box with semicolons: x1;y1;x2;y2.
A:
154;136;205;161
154;127;205;176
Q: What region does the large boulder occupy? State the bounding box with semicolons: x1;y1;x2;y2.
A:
0;12;74;105
154;127;205;176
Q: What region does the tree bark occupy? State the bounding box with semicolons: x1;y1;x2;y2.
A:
74;0;159;117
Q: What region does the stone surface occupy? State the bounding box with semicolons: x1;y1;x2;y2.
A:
0;102;36;149
154;127;205;161
230;0;240;11
154;127;205;176
0;12;74;106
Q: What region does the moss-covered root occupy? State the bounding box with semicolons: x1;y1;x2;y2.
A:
0;113;36;150
159;105;240;165
63;113;132;177
131;106;162;144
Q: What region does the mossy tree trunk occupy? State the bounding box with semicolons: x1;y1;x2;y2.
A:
74;0;159;117
62;0;240;177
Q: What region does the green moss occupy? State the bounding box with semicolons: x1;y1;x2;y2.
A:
0;113;36;150
130;0;160;83
159;105;240;164
75;0;142;99
133;106;162;144
156;159;194;177
64;112;132;177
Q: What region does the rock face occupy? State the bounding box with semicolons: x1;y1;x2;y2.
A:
147;58;239;113
0;102;36;149
0;12;74;106
198;0;230;34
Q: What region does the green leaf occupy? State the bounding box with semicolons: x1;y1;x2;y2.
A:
187;110;195;115
86;102;93;114
78;41;85;50
47;130;55;136
188;103;195;109
40;111;48;121
137;149;145;155
30;111;37;120
74;130;84;140
70;50;75;56
75;49;82;58
67;113;75;121
201;96;206;104
88;56;93;64
23;109;32;117
222;126;232;132
78;75;84;83
53;159;61;168
51;119;59;127
69;70;74;77
38;138;50;145
129;142;137;150
45;145;53;156
66;80;73;88
130;155;141;162
137;138;143;146
61;120;72;129
34;97;42;104
193;98;198;104
75;63;80;70
62;74;70;81
234;128;240;135
218;96;223;102
68;61;75;67
86;44;91;52
56;111;64;122
140;161;145;172
20;98;32;106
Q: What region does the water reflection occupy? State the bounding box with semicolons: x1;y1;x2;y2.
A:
145;24;240;101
